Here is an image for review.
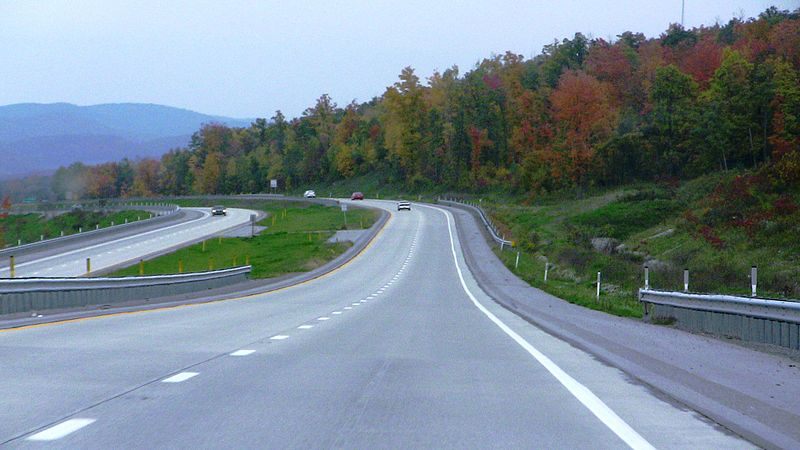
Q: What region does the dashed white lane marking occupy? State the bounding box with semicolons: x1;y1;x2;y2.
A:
332;311;342;315
270;335;290;340
343;307;352;310
351;303;360;306
367;296;375;299
230;349;256;356
318;317;331;321
27;418;96;441
298;325;314;329
162;372;199;383
431;204;655;450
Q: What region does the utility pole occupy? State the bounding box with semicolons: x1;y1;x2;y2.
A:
681;0;685;27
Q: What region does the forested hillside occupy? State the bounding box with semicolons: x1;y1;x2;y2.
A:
4;7;799;201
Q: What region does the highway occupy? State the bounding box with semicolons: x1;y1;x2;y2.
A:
0;200;752;448
0;207;256;278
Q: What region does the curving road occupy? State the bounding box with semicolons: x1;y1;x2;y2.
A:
0;201;751;448
0;207;257;278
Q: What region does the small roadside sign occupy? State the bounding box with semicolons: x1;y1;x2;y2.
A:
340;204;348;212
270;179;278;189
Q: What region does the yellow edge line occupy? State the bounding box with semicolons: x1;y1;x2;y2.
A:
0;209;393;333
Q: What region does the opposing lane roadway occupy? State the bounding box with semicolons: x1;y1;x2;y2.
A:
0;207;256;278
0;201;751;448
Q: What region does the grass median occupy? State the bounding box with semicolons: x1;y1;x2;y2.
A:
108;201;379;279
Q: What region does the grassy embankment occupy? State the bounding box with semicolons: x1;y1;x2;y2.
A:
0;210;149;248
480;173;800;318
109;200;379;279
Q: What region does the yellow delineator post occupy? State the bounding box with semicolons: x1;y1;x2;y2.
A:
233;256;237;266
86;258;91;275
272;216;276;226
202;240;206;252
245;255;250;266
178;259;184;274
208;258;214;271
139;259;144;276
10;256;15;278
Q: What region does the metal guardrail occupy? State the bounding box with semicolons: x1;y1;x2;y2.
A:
0;203;180;256
438;198;513;248
0;266;251;316
640;289;800;350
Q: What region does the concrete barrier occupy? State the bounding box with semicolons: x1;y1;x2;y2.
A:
640;289;800;350
0;266;250;316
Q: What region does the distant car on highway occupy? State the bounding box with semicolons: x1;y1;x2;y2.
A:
397;201;411;211
351;192;364;200
211;205;227;216
303;190;316;198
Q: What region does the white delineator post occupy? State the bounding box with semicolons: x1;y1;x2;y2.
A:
751;266;757;297
596;272;601;301
683;269;689;292
644;265;650;290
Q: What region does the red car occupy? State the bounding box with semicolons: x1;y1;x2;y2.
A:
351;192;364;200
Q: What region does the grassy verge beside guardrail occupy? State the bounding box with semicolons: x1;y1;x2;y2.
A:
0;209;150;248
109;201;379;279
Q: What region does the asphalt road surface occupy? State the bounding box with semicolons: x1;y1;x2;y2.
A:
0;207;256;278
0;201;752;448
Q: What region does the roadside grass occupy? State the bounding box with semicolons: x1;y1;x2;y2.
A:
108;201;380;279
0;210;149;248
481;175;800;318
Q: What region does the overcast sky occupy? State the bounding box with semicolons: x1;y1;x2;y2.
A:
0;1;796;119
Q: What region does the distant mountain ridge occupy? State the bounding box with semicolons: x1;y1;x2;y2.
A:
0;103;252;179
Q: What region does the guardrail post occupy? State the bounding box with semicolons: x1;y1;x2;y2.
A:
751;266;757;297
644;265;650;290
683;269;689;292
596;272;601;301
86;258;91;275
10;255;15;278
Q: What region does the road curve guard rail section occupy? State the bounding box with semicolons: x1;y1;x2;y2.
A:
0;266;251;316
0;203;181;257
438;198;513;248
640;289;800;350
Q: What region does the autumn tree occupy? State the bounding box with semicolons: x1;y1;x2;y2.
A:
550;70;617;193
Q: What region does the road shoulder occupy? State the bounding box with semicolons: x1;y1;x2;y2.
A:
446;204;800;450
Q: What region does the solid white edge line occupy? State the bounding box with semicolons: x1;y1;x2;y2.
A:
27;418;96;441
429;204;655;450
162;372;199;383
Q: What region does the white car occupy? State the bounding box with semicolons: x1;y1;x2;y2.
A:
303;190;316;198
397;201;411;211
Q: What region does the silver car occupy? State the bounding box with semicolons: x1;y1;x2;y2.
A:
397;201;411;211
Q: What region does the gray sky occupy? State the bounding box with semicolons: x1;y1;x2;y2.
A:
1;1;795;119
